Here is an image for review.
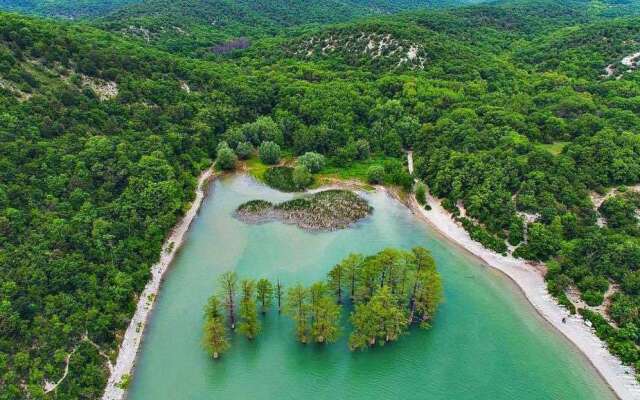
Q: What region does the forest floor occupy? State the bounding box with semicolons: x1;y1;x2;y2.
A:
404;152;640;400
101;166;217;400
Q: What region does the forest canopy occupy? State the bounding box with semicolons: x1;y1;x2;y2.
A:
3;0;640;397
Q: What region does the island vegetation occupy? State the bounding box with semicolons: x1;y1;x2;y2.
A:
202;247;443;357
234;190;372;231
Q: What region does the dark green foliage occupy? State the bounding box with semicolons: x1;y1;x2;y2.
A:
6;0;640;394
415;183;426;206
292;165;313;189
264;167;298;192
217;144;238;170
235;142;254;160
459;218;508;255
367;165;385;184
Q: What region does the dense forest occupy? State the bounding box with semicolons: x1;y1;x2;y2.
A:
3;0;640;398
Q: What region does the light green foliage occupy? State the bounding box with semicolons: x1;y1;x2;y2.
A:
202;296;230;358
349;286;407;350
256;278;274;314
259;141;281;165
298;152;326;173
238;279;261;340
219;272;238;329
285;284;310;343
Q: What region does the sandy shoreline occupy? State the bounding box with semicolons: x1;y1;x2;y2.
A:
101;167;216;400
405;190;640;400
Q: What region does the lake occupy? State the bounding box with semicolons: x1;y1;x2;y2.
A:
128;174;615;400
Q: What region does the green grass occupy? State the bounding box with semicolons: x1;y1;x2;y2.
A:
537;141;570;155
318;156;396;182
245;156;269;181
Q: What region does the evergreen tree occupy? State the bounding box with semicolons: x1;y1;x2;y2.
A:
276;279;284;314
256;278;274;314
238;279;261;340
202;296;230;359
219;271;238;329
311;295;341;344
349;286;407;350
285;284;310;343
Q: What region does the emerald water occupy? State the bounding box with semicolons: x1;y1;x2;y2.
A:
128;175;615;400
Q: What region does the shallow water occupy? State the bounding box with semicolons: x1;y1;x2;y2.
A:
128;175;615;400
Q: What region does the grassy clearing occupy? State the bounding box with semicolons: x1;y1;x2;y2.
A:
244;157;269;181
318;156;396;182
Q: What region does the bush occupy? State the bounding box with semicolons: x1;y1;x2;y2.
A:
259;141;281;165
292;165;313;189
216;144;237;170
264;167;299;192
415;183;427;205
355;139;370;160
298;152;325;173
459;217;508;254
582;290;605;307
235;141;253;160
367;165;385;184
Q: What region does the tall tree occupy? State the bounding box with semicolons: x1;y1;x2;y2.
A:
202;295;230;359
349;286;407;351
238;279;261;340
256;278;274;314
276;279;284;314
328;261;344;304
219;271;238;329
311;296;341;344
285;284;310;343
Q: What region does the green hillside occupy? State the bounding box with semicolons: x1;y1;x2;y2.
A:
3;0;640;399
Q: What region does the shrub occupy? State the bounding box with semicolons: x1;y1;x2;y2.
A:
367;165;385;184
259;141;281;165
216;144;237;170
355;139;370;160
235;141;253;160
292;165;313;189
298;152;325;173
264;167;299;192
582;290;605;307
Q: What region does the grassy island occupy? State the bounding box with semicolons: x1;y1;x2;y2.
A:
235;190;372;231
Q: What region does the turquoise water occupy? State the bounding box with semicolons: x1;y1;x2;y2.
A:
128;175;615;400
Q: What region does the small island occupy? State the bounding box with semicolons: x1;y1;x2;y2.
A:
234;189;372;231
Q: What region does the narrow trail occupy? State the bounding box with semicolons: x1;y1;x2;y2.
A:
44;332;113;394
405;152;640;400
